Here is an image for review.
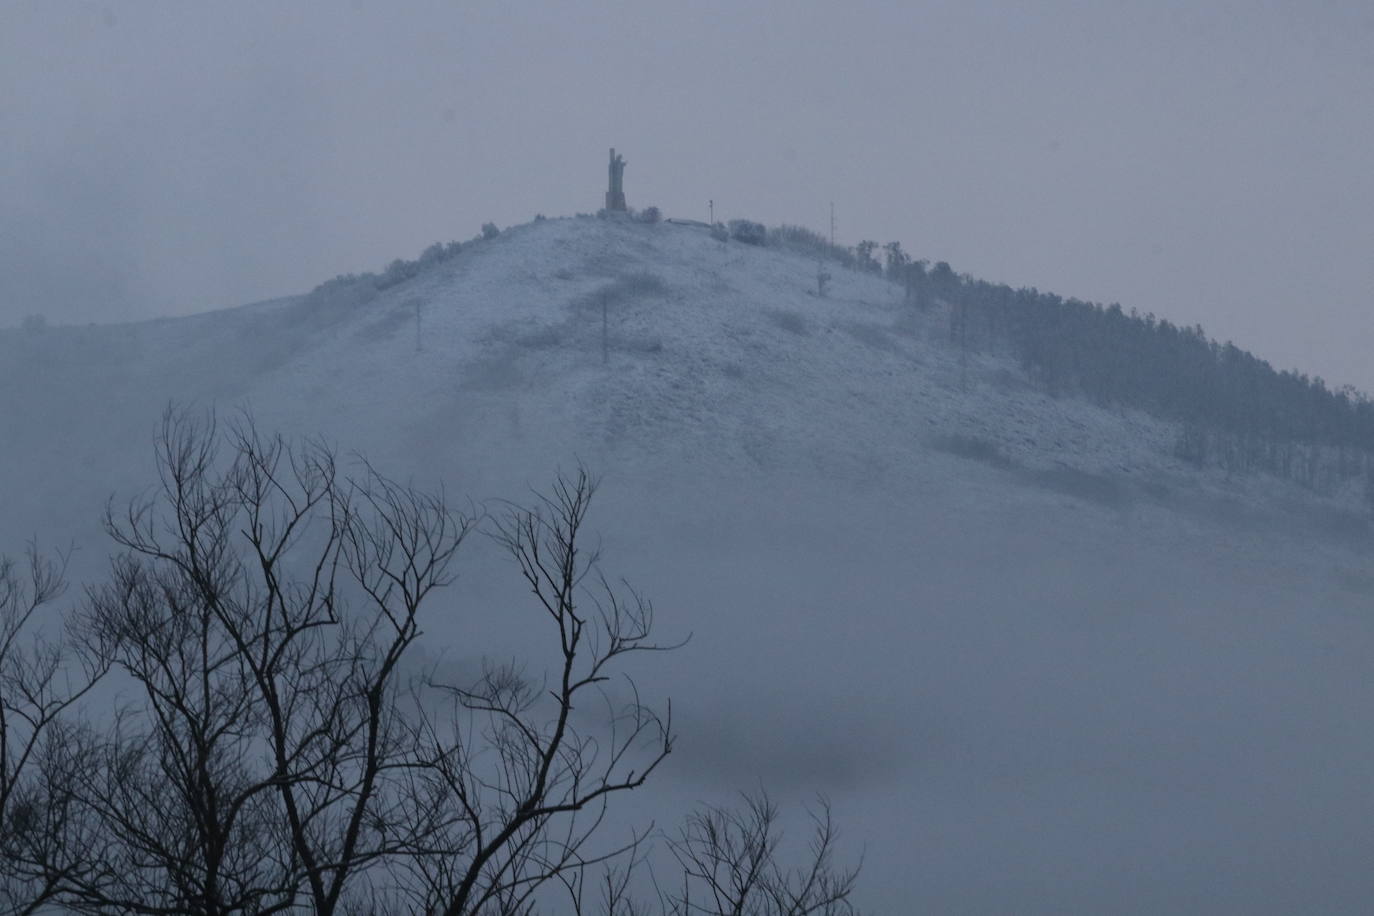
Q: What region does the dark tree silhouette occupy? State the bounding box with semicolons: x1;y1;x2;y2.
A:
4;408;863;915
1;548;108;916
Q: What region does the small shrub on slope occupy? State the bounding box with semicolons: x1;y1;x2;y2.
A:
728;219;767;245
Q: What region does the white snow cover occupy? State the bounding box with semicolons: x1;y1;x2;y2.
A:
4;215;1373;914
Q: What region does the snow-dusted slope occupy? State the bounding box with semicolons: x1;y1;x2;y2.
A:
240;214;1186;486
7;215;1360;559
4;215;1373;914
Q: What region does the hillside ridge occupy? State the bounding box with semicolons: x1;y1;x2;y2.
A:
1;214;1367;553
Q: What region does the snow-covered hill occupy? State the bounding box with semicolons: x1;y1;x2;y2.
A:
4;215;1373;913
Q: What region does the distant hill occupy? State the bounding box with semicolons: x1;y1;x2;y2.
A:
5;214;1367;528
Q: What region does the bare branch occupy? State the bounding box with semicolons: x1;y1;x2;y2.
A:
1;545;108;916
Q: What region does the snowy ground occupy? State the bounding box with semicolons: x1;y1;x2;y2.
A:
3;215;1373;913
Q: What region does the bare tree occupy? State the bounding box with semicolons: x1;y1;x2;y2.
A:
0;547;107;916
393;470;679;915
53;409;470;914
9;409;862;915
660;792;860;916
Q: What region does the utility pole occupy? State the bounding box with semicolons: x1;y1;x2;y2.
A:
709;199;714;224
830;202;836;247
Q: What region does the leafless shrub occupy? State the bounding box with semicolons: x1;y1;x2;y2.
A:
658;792;860;916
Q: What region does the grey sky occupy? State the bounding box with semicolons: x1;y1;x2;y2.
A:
4;0;1372;389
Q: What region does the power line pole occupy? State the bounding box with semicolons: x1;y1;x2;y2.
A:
830;202;836;247
709;199;714;224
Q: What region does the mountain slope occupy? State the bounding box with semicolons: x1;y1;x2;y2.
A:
3;214;1374;914
5;215;1363;557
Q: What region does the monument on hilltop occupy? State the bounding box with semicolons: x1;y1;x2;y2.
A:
605;148;627;212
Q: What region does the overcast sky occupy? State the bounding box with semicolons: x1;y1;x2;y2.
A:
4;0;1372;389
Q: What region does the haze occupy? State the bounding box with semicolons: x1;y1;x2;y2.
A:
4;0;1372;388
5;4;1374;913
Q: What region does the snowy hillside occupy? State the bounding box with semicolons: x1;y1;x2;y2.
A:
5;215;1360;532
4;214;1374;913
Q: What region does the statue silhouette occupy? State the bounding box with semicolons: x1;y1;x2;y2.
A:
606;148;627;211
